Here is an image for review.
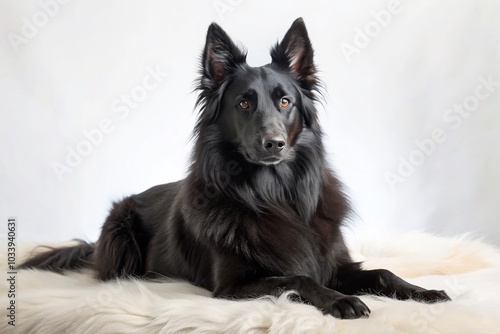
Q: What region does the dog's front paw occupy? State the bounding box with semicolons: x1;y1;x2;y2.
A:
325;296;371;319
412;289;451;303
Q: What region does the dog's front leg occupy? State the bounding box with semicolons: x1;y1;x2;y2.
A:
332;267;451;303
211;253;371;320
214;275;370;319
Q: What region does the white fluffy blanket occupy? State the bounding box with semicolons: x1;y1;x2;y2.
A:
2;232;500;334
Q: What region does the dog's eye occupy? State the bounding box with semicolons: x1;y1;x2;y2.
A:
280;98;290;108
239;99;250;110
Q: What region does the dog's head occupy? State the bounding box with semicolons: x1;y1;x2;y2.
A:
196;18;319;166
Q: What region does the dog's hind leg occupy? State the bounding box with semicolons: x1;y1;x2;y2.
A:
94;197;147;280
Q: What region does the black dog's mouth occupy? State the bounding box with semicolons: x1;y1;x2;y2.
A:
241;150;285;166
258;156;283;165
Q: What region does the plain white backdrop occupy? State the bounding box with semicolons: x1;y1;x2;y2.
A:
1;0;499;245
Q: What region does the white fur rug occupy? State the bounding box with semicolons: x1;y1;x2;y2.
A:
2;232;500;334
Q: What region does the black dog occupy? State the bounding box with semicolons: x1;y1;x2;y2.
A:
21;18;450;319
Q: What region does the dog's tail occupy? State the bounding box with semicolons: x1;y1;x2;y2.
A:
19;241;94;273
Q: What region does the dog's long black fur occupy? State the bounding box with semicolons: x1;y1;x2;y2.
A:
20;18;450;319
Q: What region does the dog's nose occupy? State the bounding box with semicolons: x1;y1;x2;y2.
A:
263;137;286;153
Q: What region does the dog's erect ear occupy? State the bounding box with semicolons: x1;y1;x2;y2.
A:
271;18;317;89
201;23;246;86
